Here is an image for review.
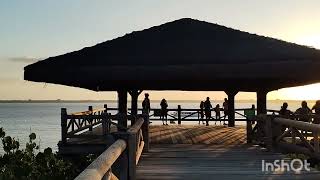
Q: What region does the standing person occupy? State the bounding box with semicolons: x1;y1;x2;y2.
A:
312;100;320;124
204;97;212;126
295;101;311;138
214;104;221;125
160;99;168;125
142;93;150;115
223;98;228;125
199;101;205;125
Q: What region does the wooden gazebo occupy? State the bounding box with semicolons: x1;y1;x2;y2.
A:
24;18;320;127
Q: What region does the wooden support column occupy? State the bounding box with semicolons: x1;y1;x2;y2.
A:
177;105;182;125
88;106;93;131
142;114;150;152
225;90;238;127
102;104;108;135
128;90;142;125
257;90;268;114
61;108;67;144
118;90;128;130
264;115;273;151
246;120;252;144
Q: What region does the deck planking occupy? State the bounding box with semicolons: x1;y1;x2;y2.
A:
61;124;320;179
137;125;320;180
149;125;247;145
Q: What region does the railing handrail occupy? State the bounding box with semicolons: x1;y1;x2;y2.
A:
251;115;320;159
72;107;106;115
274;117;320;132
106;107;255;111
128;118;144;133
75;139;127;180
74;114;148;180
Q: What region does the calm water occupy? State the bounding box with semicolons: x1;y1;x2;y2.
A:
0;100;316;153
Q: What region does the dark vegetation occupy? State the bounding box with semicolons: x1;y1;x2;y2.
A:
0;128;94;180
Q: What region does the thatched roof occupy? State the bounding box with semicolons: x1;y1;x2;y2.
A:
24;18;320;92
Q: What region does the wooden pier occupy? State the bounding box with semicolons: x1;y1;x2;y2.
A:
137;144;320;180
138;126;320;180
63;106;320;180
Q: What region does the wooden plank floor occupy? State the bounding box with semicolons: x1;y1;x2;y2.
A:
149;125;246;145
137;125;320;180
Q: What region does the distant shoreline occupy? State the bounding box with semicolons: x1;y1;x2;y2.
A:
0;99;316;103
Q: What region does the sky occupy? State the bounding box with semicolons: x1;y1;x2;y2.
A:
1;0;320;101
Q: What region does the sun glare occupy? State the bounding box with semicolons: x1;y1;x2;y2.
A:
296;34;320;49
270;83;320;100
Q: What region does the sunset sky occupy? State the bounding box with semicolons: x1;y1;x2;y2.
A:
1;1;320;101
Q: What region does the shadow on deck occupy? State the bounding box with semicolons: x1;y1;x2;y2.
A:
137;125;320;180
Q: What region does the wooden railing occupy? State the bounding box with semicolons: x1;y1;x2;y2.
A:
106;106;262;124
75;139;126;180
254;114;320;159
75;116;147;180
61;105;112;143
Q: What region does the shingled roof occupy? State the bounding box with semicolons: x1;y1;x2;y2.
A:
24;18;320;92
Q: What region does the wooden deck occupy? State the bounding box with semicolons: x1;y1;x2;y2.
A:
150;125;246;145
137;125;320;180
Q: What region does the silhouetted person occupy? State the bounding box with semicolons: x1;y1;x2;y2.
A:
278;102;292;135
223;98;228;125
199;101;205;125
214;104;221;125
295;101;311;122
312;100;320;124
295;101;311;138
244;104;256;123
279;102;292;119
204;97;212;126
142;93;150;114
160;98;168;125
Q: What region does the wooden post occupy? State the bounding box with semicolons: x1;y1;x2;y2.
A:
225;90;238;127
119;149;128;180
246;120;252;144
178;105;182;125
102;113;108;136
127;133;137;180
61;108;67;144
113;132;129;180
118;90;128;130
264;115;273;151
88;106;93;131
291;127;296;145
104;104;108;112
142;114;150;152
102;104;108;135
257;90;268;115
129;90;142;125
314;132;319;153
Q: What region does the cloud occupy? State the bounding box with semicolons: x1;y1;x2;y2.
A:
8;57;41;63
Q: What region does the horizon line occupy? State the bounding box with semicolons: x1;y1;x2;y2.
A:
0;99;317;102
